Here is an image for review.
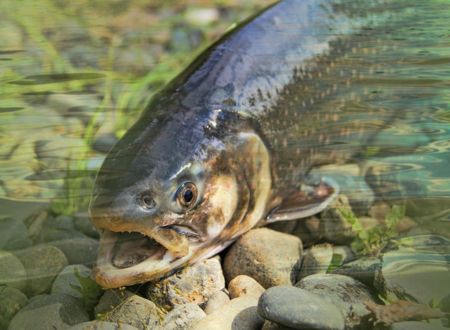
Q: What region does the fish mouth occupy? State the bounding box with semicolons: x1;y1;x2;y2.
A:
94;225;200;288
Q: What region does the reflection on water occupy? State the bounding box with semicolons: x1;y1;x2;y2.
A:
0;0;449;328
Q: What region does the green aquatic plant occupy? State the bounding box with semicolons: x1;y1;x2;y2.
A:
337;204;405;256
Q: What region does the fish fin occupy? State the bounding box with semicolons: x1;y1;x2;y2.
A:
265;176;339;223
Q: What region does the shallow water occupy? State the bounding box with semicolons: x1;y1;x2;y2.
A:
0;0;449;328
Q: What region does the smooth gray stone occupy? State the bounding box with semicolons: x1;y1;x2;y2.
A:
0;217;32;251
48;237;99;266
297;274;376;328
0;251;27;291
8;293;89;330
0;286;28;329
258;286;345;330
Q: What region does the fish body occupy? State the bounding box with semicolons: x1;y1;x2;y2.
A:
90;0;409;288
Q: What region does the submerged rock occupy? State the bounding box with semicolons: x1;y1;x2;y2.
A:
13;244;68;296
0;286;28;329
94;289;135;316
203;290;230;315
258;286;345;330
191;296;260;330
268;216;323;248
223;228;303;288
48;237;99;266
0;217;32;251
228;275;265;299
8;293;89;330
332;257;381;287
161;303;206;330
296;243;334;281
105;295;161;330
51;264;102;311
0;250;27;291
321;195;357;245
146;257;225;309
296;274;377;328
68;321;139;330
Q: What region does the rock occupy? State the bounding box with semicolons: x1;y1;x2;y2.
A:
0;286;28;329
105;295;161;329
8;293;89;330
296;274;376;328
310;164;374;215
185;8;220;26
268;216;323;248
13;244;68;296
296;243;333;281
48;237;99;266
94;289;135;316
51;264;102;311
203;290;230;315
161;303;206;330
37;214;86;243
91;133;118;154
0;217;32;251
68;321;139;330
258;286;345;330
169;26;203;53
73;212;100;239
390;320;448;330
375;235;450;305
321;195;357;245
368;202;391;222
146;257;225;309
396;216;417;234
191;296;259;330
0;250;27;291
223;228;303;288
228;275;265;299
332;246;356;265
232;305;265;330
332;257;381;287
262;321;296;330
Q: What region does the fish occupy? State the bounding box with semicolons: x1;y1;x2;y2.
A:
89;0;414;288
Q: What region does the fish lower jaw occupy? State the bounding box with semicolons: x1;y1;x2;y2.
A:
94;229;193;288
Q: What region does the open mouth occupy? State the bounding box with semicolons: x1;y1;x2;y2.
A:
94;225;201;288
111;232;167;269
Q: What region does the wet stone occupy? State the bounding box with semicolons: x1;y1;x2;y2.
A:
223;228;303;288
390;320;448;330
94;289;135;316
296;274;376;328
268;216;323;248
105;295;161;330
13;244;68;296
262;321;297;330
332;257;381;287
73;212;100;239
51;264;102;311
258;286;345;330
91;133;118;154
68;321;139;330
0;286;28;329
146;257;225;309
321;195;357;245
0;217;32;251
191;296;259;330
37;214;86;243
8;293;89;330
48;237;99;266
0;250;27;291
228;275;265;299
296;243;334;282
332;245;356;265
161;302;206;330
203;290;230;315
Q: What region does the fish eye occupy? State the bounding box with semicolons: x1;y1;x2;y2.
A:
176;182;198;209
139;192;156;210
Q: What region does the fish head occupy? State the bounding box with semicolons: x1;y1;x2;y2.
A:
89;110;271;288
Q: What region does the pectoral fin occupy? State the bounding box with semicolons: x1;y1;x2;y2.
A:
266;176;339;223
